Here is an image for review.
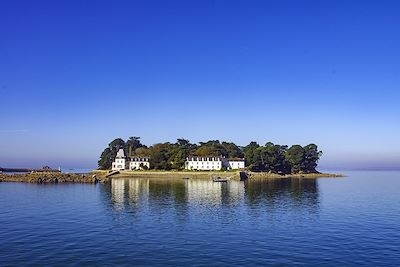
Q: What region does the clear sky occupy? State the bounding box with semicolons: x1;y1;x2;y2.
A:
1;0;399;170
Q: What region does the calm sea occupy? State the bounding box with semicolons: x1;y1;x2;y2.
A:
0;171;399;266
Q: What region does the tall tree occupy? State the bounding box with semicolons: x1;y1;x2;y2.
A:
302;144;322;173
98;138;126;169
259;143;290;174
98;148;113;170
126;136;145;156
168;139;197;169
243;141;260;169
148;143;173;170
221;142;244;158
285;145;305;173
98;137;323;173
195;140;227;157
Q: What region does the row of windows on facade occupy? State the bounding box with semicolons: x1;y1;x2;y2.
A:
115;159;148;163
186;157;222;161
188;161;221;165
187;160;244;165
114;162;150;166
186;158;244;162
186;157;244;162
131;158;149;162
187;167;220;170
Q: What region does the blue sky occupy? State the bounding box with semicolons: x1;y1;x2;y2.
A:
1;0;399;170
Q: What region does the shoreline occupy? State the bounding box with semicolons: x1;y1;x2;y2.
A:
0;172;108;184
103;170;344;180
0;170;344;184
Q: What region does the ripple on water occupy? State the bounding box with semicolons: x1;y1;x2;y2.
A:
0;172;400;266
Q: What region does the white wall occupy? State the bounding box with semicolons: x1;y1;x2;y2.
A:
226;160;245;170
130;161;150;170
185;157;223;170
112;158;127;170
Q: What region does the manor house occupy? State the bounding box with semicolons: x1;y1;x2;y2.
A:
111;149;245;171
185;156;245;171
112;149;150;171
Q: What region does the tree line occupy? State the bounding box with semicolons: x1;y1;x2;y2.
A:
98;137;322;174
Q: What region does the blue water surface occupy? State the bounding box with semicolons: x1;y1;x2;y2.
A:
0;171;399;266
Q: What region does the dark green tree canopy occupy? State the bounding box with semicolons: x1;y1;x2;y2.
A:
98;137;322;173
97;138;126;170
285;145;305;173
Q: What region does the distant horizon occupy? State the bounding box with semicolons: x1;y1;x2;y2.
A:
1;1;399;170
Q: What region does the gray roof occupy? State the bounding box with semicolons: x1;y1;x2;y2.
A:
116;148;125;158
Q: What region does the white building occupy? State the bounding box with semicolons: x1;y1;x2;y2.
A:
185;156;245;171
130;157;150;170
111;149;151;171
112;149;129;171
225;159;245;170
185;156;223;171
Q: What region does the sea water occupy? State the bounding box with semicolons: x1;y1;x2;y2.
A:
0;171;399;266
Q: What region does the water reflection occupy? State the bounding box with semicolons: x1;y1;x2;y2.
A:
107;177;319;213
244;178;320;218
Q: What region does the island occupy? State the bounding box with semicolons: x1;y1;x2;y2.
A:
0;137;343;183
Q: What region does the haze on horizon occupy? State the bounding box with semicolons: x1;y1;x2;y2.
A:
1;0;399;170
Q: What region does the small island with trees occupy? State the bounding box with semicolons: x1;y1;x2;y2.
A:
0;137;341;184
97;137;341;179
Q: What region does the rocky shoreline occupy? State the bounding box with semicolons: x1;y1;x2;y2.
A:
247;172;344;179
0;170;343;184
0;172;109;184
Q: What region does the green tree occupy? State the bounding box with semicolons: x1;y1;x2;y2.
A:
285;145;305;173
243;141;260;169
259;143;289;173
302;144;322;173
98;147;113;170
133;147;150;157
221;142;244;158
169;138;197;169
98;137;323;173
195;140;227;157
148;143;173;170
98;138;126;169
126;136;145;156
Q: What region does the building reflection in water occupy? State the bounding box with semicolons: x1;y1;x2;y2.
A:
108;177;319;213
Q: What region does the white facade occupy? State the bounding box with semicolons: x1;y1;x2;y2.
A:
185;157;223;170
112;149;128;171
185;156;245;171
225;160;245;170
130;157;150;170
112;149;151;171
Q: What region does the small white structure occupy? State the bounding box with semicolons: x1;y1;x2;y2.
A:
130;157;150;170
185;156;245;171
112;149;128;171
225;159;245;170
